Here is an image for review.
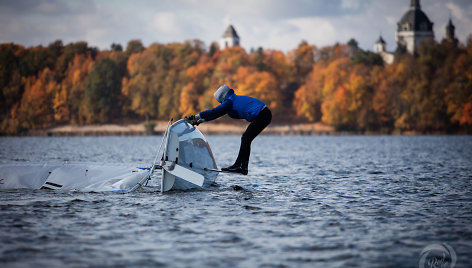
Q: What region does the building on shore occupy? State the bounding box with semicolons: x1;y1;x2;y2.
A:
220;24;240;49
374;35;394;65
395;0;434;54
375;0;458;64
445;18;459;46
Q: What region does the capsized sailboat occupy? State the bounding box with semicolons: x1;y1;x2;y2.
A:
157;119;218;192
0;119;219;193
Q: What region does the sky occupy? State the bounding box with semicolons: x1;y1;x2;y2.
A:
1;0;471;52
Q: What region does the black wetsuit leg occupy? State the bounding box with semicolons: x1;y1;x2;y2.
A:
235;107;272;166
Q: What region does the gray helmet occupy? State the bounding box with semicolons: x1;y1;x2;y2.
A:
214;85;231;103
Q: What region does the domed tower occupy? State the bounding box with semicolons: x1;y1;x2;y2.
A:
374;36;387;53
220;25;240;49
445;18;458;46
395;0;434;54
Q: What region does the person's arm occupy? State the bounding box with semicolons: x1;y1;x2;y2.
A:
198;99;232;122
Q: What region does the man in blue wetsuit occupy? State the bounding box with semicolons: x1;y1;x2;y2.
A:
185;85;272;175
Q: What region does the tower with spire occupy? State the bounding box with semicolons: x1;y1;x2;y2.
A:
374;36;387;53
445;18;458;46
220;25;240;49
374;36;394;64
395;0;434;54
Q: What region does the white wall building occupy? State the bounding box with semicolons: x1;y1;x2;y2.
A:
374;36;394;65
220;25;240;49
395;0;434;54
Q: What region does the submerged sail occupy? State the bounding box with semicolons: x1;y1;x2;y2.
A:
161;119;218;192
0;163;150;192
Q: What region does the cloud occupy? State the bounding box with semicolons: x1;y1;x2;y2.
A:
0;0;471;52
421;0;472;43
181;0;369;20
341;0;365;11
0;0;102;47
149;11;210;45
446;3;465;20
152;12;183;35
0;0;95;16
285;17;337;47
444;2;472;41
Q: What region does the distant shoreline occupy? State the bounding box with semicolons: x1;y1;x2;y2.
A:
5;122;465;137
20;122;337;136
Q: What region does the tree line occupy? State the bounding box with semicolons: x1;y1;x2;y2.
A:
1;37;471;135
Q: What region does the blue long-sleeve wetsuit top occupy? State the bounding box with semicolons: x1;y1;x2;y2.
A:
199;89;266;122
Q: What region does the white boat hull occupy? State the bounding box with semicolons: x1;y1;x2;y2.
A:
161;119;218;192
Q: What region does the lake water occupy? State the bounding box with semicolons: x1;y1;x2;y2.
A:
1;135;471;267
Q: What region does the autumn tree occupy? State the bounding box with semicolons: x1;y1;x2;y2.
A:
122;47;162;121
295;45;378;131
444;37;472;130
290;40;316;85
18;68;58;129
262;49;297;118
180;57;213;116
2;35;472;134
55;41;97;82
233;66;281;115
318;57;352;129
293;63;324;122
212;46;249;87
55;54;94;124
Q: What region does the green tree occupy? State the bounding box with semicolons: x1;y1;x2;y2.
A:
352;50;384;67
111;43;123;52
125;40;145;55
209;42;219;58
84;58;122;123
0;44;24;118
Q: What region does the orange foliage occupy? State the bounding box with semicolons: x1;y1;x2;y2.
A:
233;67;281;113
58;54;94;124
293;63;325;122
19;68;58;129
460;102;472;126
2;38;472;134
179;82;199;116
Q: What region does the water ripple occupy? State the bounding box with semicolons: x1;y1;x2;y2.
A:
0;136;471;267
